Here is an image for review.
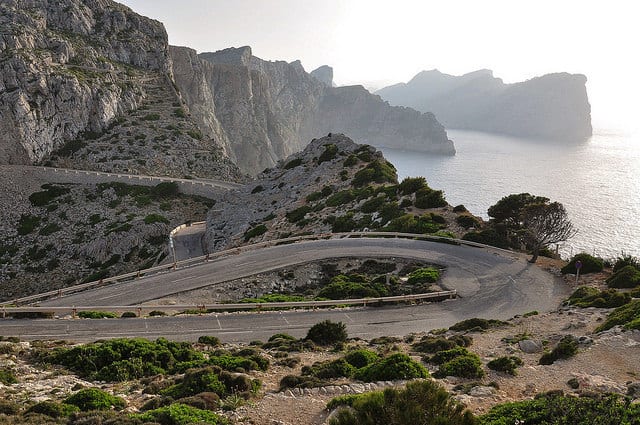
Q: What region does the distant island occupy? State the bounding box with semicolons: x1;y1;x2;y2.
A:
376;69;592;141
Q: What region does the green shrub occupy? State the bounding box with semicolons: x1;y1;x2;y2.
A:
149;310;167;316
142;113;160;121
303;358;356;379
398;176;427;195
561;253;604;274
449;318;507;332
384;213;441;234
539;335;578;365
121;311;137;318
286;205;312;223
595;299;640;332
462;229;509;249
134;402;230;425
244;224;267;241
456;215;480;229
0;400;21;415
479;392;640;425
352;160;397;187
39;222;61;236
567;286;631;308
29;184;70;206
283;158;303;169
412;335;471;353
17;214;41;235
355;353;429;381
487;356;523;375
326;190;355;207
453;205;468;213
344;349;380;368
198;336;221;347
318;274;388;299
407;267;440;284
607;265;640;289
328;380;476;425
306;320;347;346
414;187;447;209
251;185;264;194
55;138;87;156
0;369;17;385
428;346;472;365
360;195;386;213
343;154;358;167
162;367;227;398
435;354;484;379
151;182;180;199
613;255;640;273
64;388;125;411
268;333;296;342
318;143;339;164
144;214;169;224
77;311;118;319
26;401;79;418
279;374;326;390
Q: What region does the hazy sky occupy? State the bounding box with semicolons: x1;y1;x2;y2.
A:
119;0;638;131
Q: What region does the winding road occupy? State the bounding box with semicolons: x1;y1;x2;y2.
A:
1;238;570;343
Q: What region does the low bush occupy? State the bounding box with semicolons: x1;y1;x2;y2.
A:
318;143;339;164
486;356;523;375
326;190;355;207
64;388;125;411
595;299;640;332
412;335;472;354
449;318;508;332
539;335;578;365
29;184;70;206
435;354;484;379
414;187;447;209
355;353;429;382
0;400;21;415
286;205;312;223
134;402;230;425
327;380;476;425
343;349;379;368
77;311;118;319
144;214;169;225
606;265;640;289
151;182;180;199
428;346;472;365
306;320;347;346
0;369;17;385
121;312;137;318
561;253;604;274
352;160;397;187
456;214;480;229
462;229;509;249
17;214;41;235
613;254;640;273
268;333;296;342
453;204;468;213
479;392;640;425
283;158;303;169
318;274;388;299
279;374;327;390
244;224;267;241
384;213;441;234
398;176;427;195
198;336;221;347
26;401;79;418
302;358;356;379
567;286;631;308
407;267;440;284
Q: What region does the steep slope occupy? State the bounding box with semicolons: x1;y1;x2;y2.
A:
171;46;455;175
376;69;592;141
204;134;473;253
0;0;243;181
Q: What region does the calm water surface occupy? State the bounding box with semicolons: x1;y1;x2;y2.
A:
381;129;640;259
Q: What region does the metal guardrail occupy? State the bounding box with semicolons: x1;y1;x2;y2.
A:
0;290;457;317
0;231;515;307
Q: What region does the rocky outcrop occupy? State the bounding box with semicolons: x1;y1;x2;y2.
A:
204;133;468;253
172;47;454;175
0;0;168;164
310;65;335;86
376;69;592;141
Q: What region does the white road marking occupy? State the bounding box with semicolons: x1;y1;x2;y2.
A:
216;314;222;329
508;276;517;284
344;313;354;323
280;312;290;325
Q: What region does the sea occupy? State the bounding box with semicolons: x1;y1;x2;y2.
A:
380;128;640;260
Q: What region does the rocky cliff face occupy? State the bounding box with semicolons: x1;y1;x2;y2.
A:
0;0;243;181
310;65;335;86
0;0;167;164
171;47;454;175
376;69;592;141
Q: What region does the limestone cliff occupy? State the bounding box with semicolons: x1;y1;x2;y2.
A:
376;69;592;141
0;0;243;181
310;65;335;86
171;46;454;175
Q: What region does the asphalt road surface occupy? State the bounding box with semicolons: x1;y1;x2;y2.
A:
1;238;570;343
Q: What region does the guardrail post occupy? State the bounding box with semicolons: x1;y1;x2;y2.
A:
137;307;142;318
136;270;141;278
205;254;210;262
57;289;62;298
2;306;5;318
72;308;77;319
199;305;205;315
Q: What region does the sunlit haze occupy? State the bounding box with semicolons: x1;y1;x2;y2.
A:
118;0;639;132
